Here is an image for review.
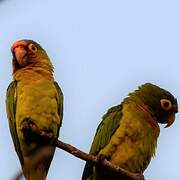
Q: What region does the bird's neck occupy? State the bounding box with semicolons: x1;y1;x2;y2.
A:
124;97;160;135
13;59;54;81
13;66;54;82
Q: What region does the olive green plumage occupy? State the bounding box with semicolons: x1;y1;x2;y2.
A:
82;83;178;180
6;39;63;180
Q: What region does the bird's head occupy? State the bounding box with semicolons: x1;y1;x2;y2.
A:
131;83;178;128
11;39;53;74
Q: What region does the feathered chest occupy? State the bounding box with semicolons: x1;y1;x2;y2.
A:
100;101;160;173
15;79;59;129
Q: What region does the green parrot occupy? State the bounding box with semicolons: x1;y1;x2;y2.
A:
82;83;178;180
6;40;63;180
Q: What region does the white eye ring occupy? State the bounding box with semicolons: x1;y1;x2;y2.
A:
160;99;172;111
28;43;37;52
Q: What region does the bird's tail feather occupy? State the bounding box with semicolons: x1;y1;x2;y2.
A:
22;146;54;180
24;165;46;180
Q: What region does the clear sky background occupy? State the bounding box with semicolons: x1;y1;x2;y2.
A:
0;0;180;179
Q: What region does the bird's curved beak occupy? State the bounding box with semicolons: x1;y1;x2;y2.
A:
165;113;176;128
165;104;178;128
11;41;28;67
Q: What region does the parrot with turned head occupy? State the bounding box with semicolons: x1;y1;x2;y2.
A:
82;83;178;180
6;40;63;180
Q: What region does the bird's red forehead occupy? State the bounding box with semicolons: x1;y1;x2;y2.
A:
11;40;28;51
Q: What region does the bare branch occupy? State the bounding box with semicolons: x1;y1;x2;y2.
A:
53;140;144;180
14;122;144;180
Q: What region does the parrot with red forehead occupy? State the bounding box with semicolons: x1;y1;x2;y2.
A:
82;83;178;180
6;40;63;180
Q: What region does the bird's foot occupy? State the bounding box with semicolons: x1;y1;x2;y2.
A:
96;154;110;168
96;154;145;180
21;118;54;144
97;154;109;162
21;118;36;140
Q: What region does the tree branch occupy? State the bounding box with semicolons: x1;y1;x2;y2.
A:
15;122;144;180
53;140;144;180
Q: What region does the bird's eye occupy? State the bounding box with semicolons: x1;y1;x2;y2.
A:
28;43;37;52
160;99;172;111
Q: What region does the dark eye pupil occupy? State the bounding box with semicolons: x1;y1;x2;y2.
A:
32;46;36;50
163;102;169;108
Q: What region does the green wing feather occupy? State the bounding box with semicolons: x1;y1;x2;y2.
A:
82;104;122;180
6;81;24;164
54;81;63;136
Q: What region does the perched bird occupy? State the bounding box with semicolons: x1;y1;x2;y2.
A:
82;83;178;180
6;40;63;180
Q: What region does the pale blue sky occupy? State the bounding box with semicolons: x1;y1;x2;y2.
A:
1;0;180;179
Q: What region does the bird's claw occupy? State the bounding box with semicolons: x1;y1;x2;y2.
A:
96;154;145;180
97;154;108;162
96;154;109;167
21;118;36;139
21;118;54;144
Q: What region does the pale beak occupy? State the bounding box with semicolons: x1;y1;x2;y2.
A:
165;113;176;128
14;46;28;67
11;40;28;67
